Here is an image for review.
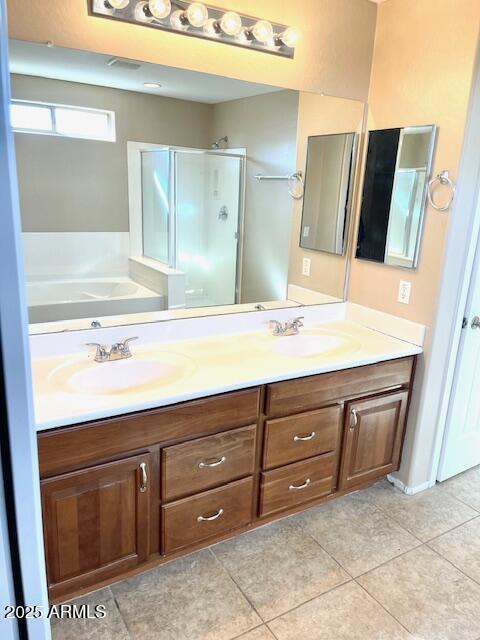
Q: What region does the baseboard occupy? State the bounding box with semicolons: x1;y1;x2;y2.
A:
386;474;436;495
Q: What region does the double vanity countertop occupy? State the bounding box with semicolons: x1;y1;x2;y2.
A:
31;306;424;431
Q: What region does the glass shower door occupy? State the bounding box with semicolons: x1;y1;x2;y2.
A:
141;149;171;265
174;151;242;307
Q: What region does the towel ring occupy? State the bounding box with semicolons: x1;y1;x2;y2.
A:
428;170;455;212
288;171;304;200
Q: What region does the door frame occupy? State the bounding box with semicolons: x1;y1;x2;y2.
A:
437;215;480;481
421;41;480;486
0;1;50;637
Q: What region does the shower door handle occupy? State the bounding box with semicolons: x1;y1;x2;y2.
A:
218;206;228;220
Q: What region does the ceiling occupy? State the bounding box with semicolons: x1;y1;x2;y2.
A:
8;39;282;104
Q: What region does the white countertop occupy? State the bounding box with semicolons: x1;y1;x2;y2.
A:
31;318;422;432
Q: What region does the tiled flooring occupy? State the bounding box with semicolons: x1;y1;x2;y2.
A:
51;466;480;640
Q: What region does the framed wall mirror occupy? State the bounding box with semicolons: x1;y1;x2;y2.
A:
300;132;357;256
9;39;366;333
356;124;436;268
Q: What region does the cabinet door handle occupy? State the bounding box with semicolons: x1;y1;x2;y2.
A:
197;508;224;522
293;431;316;442
350;408;358;430
139;462;148;493
289;478;311;491
198;456;226;469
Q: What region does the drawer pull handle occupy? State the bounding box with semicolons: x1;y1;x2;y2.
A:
197;508;224;522
289;478;311;491
198;456;226;469
350;408;358;430
293;431;316;442
139;462;148;493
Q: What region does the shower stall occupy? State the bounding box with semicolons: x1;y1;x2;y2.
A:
141;147;244;308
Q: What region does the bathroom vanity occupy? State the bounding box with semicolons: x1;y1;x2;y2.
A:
37;350;415;602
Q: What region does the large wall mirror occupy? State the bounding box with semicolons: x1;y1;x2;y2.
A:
356;125;436;268
300;132;356;255
9;39;365;332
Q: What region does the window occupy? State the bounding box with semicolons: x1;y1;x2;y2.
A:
10;100;116;142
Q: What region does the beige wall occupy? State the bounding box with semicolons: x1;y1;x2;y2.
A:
211;90;299;303
348;0;480;487
348;0;480;326
7;0;377;102
288;92;365;298
12;75;212;231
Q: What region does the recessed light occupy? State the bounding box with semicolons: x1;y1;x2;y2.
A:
144;82;162;88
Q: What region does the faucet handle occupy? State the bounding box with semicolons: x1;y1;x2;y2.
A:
118;336;139;356
269;320;283;336
86;343;108;362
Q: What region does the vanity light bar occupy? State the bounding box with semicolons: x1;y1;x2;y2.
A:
90;0;298;58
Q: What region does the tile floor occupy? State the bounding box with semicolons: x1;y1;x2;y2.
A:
51;466;480;640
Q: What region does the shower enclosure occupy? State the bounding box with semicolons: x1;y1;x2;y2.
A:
142;147;244;308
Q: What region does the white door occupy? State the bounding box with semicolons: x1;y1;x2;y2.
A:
438;210;480;480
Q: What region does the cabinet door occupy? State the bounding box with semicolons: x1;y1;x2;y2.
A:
41;453;151;599
339;391;409;490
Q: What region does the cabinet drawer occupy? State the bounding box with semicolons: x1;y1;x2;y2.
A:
162;425;256;501
38;388;260;477
162;477;253;554
266;357;414;418
263;406;341;470
260;453;336;517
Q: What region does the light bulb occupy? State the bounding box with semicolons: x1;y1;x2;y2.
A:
279;26;299;48
186;3;208;27
203;18;220;36
220;11;242;36
170;9;188;29
238;27;254;43
106;0;130;9
148;0;171;19
252;20;273;43
135;1;153;21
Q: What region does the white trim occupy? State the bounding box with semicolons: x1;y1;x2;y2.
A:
0;2;50;637
416;42;480;487
0;456;18;640
386;474;435;495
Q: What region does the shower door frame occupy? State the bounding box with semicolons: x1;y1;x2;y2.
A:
140;144;246;306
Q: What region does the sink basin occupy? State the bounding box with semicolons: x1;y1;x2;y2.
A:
48;352;195;395
271;330;361;358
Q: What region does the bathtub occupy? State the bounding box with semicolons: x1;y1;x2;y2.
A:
27;277;165;324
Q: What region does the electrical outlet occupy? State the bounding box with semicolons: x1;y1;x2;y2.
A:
398;280;411;304
302;257;311;277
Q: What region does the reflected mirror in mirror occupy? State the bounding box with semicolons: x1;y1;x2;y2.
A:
356;125;436;268
300;132;356;255
9;39;365;332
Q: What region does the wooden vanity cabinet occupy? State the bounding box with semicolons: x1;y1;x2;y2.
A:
38;356;415;602
41;453;152;600
338;390;409;490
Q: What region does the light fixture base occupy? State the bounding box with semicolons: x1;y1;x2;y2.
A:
90;0;296;58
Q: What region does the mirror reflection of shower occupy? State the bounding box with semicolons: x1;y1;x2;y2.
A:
211;136;229;149
141;147;244;309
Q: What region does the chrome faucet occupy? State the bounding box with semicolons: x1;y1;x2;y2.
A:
86;337;139;363
269;317;304;337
